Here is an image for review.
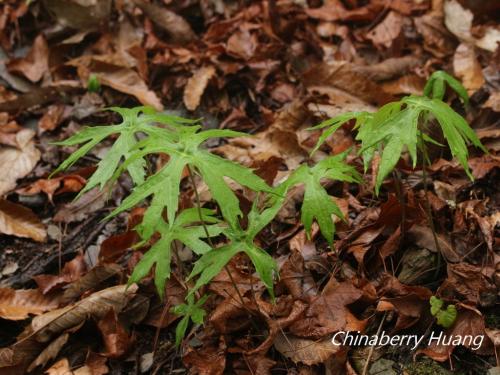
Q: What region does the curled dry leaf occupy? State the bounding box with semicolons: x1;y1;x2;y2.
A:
16;174;87;202
44;358;72;375
273;332;340;366
0;199;46;242
27;333;69;372
6;35;48;83
61;264;122;304
133;0;196;43
0;287;60;320
183;66;216;111
0;129;40;196
34;255;87;295
366;11;403;49
97;309;132;358
43;0;112;30
31;284;138;343
54;187;109;223
453;43;484;94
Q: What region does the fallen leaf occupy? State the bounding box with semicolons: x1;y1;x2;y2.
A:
38;104;66;134
183;66;216;111
453;43;484;94
133;0;196;43
183;339;226;375
45;358;72;375
273;332;340;365
227;28;257;60
34;255;87;294
7;35;48;82
444;0;500;52
0;129;40;196
0;199;46;242
27;333;69;372
31;284;138;343
54;187;109;223
0;288;59;320
468;154;500;179
61;264;122;303
43;0;112;30
97;309;132;358
366;11;403;49
16;174;87;202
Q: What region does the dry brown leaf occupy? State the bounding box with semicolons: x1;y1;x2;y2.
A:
97;67;163;111
54;187;108;223
27;333;69;372
444;0;500;52
0;129;40;196
227;28;257;60
273;332;339;365
7;35;48;82
414;11;456;57
16;174;86;202
61;264;122;304
0;199;46;242
453;43;484;94
97;309;132;358
366;11;403;48
73;353;108;375
0;288;59;320
484;92;500;112
303;62;394;106
43;0;112;30
133;0;195;43
31;284;138;343
34;255;87;294
45;358;72;375
39;104;66;134
183;66;216;111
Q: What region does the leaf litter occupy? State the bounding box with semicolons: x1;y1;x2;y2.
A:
0;0;498;374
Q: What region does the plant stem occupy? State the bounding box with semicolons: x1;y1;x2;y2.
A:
419;133;442;279
186;165;249;309
362;312;387;375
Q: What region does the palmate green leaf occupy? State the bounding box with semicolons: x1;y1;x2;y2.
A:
284;152;362;244
188;195;281;299
430;296;457;328
108;126;270;231
171;294;208;347
51;106;184;197
128;208;224;299
424;70;469;105
355;95;486;194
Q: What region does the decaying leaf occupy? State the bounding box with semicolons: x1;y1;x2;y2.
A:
31;284;138;343
273;332;339;365
7;35;48;83
0;129;40;196
27;333;69;372
0;288;59;320
183;66;216;111
0;199;46;242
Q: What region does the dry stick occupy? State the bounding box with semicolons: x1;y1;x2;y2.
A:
419;135;442;279
362;312;387;375
186;165;249;311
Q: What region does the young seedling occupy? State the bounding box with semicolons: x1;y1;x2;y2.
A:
171;294;209;347
311;71;486;195
430;296;457;328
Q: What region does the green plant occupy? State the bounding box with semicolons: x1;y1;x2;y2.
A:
171;294;208;347
312;71;486;194
52;70;484;346
430;296;457;328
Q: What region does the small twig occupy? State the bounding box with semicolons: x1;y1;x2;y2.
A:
419;134;442;279
362;312;387;375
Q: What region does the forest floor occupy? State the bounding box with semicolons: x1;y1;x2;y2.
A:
0;0;499;374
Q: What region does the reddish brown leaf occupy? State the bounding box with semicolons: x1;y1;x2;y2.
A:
97;309;132;358
0;288;59;320
0;199;46;242
7;35;48;82
183;66;216;111
34;255;87;294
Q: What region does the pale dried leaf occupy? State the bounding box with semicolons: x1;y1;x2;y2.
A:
32;284;138;342
453;43;484;94
27;333;69;372
0;199;46;242
183;66;216;111
273;333;339;365
0;288;59;320
45;358;72;375
7;35;48;83
0;129;40;196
